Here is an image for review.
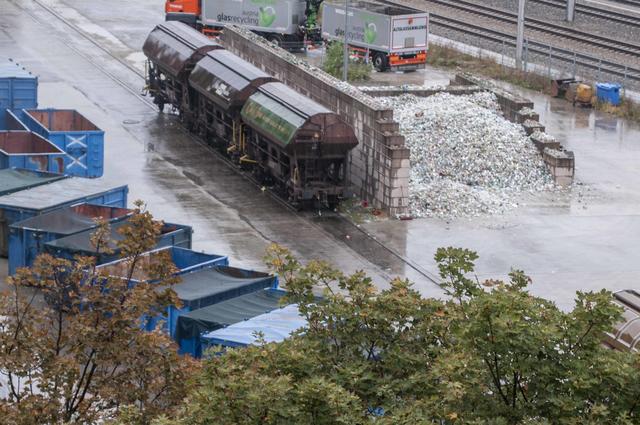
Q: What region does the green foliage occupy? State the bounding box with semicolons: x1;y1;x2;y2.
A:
322;42;372;82
162;244;640;425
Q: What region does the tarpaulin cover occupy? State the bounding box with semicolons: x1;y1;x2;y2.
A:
163;265;277;309
10;204;130;235
45;219;191;256
175;289;286;342
0;178;127;211
201;304;305;348
0;168;66;196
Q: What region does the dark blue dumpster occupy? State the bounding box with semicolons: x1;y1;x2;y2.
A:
22;109;105;178
596;83;622;106
0;168;67;197
8;203;132;275
175;288;288;357
0;131;65;173
0;179;128;257
44;219;194;265
0;61;37;127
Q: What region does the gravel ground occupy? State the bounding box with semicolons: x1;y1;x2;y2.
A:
380;92;555;218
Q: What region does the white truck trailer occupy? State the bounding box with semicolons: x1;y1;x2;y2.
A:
321;0;429;71
166;0;322;48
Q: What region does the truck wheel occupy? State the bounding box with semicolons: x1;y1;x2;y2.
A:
267;34;283;48
373;53;388;72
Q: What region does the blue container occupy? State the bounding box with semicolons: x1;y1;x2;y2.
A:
97;246;229;285
8;203;132;275
0;131;65;173
596;83;622;106
0;168;67;196
44;219;194;265
0;61;38;128
21;109;104;178
0;178;128;257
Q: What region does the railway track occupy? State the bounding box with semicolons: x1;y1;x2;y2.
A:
423;0;640;57
21;0;441;287
429;14;640;83
603;0;640;7
378;0;640;84
533;0;640;27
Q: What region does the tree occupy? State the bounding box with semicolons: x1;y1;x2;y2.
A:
159;244;640;424
322;41;372;82
0;201;198;424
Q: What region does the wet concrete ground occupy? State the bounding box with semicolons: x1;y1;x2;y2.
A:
0;0;397;289
363;84;640;310
3;0;640;309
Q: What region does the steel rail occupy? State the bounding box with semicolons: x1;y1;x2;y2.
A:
531;0;640;27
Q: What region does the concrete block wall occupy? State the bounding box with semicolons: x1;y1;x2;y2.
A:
361;85;483;98
220;27;410;216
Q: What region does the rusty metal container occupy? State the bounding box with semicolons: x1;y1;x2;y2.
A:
142;21;222;79
0;131;65;173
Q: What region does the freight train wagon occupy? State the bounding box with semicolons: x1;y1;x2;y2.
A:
143;22;358;208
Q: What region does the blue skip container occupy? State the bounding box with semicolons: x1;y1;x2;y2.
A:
22;109;105;178
0;131;65;173
596;83;622;106
8;203;132;275
0;61;37;128
0;179;128;257
44;219;194;265
97;246;229;285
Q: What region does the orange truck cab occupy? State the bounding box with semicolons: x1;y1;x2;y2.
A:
165;0;201;26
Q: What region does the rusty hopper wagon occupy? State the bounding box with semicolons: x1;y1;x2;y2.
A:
143;22;359;208
143;21;222;113
240;82;357;207
604;290;640;353
188;49;277;146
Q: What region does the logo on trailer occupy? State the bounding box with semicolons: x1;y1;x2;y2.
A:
258;6;277;27
364;22;377;43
